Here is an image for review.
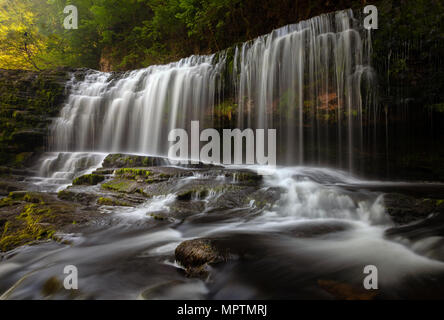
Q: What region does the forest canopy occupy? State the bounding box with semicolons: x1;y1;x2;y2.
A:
0;0;360;71
0;0;442;72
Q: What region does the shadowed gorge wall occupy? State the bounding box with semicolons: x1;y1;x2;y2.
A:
0;69;71;167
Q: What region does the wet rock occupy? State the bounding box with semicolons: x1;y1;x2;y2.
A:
10;130;45;148
385;212;444;241
97;197;131;207
208;185;258;210
72;174;105;186
0;179;27;196
288;220;353;238
139;280;207;300
101;178;139;194
232;170;263;184
58;189;98;205
383;193;442;224
175;239;230;278
41;277;63;297
0;69;70;167
102;154;166;168
178;162;222;169
245;187;284;209
168;201;206;216
92;168;115;175
177;188;209;201
0;191;102;252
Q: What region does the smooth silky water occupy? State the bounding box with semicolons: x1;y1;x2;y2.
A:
2;166;444;299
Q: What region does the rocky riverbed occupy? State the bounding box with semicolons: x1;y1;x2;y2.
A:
1;153;444;299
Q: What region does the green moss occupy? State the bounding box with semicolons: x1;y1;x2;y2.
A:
23;192;44;204
0;204;56;252
97;197;131;207
57;190;73;201
0;196;19;208
436;200;444;206
72;174;105;186
102;154;162;168
114;168;152;180
101;179;134;193
1;192;43;206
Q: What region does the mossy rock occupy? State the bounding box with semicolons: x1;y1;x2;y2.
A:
5;191;44;204
1;189;103;252
72;174;105;186
114;168;152;180
101;179;137;193
102;154;165;168
41;277;63;297
97;197;131;207
233;171;263;184
57;189;97;204
0;204;56;252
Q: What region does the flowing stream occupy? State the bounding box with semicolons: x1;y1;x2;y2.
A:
2;167;444;299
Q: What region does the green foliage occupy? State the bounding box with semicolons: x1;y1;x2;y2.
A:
373;0;444;110
0;0;359;71
214;99;236;120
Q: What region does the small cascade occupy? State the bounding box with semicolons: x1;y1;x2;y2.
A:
33;152;107;191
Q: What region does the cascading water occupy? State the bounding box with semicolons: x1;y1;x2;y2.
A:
5;8;444;300
40;9;376;177
50;55;225;154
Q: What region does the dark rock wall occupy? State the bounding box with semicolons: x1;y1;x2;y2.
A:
0;68;71;167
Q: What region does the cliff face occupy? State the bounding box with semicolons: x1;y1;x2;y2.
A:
0;69;72;167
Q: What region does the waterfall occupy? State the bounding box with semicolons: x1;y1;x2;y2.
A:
44;8;376;175
234;10;375;169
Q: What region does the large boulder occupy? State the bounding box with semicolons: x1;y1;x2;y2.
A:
175;238;230;278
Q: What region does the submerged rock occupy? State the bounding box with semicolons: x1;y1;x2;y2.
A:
41;277;63;297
